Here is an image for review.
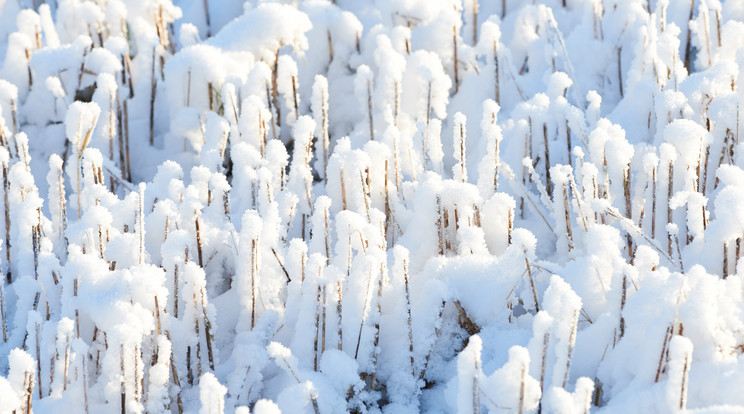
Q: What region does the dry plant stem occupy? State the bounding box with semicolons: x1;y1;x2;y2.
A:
120;343;126;414
680;349;690;410
566;122;573;168
518;363;526;414
149;47;157;146
525;257;539;312
723;241;729;278
543;124;552;197
667;160;674;256
124;100;132;181
3;161;8;283
337;280;343;351
624;164;633;257
354;269;375;360
368;264;385;389
292;75;299;121
251;238;258;329
0;282;7;342
651;166;657;239
403;257;415;379
494;41;500;104
418;300;445;382
615;46;623;98
321;286;327;354
437;195;445;255
471;0;478;45
655;325;673;383
367;79;374;141
200;287;215;371
314;284;322;371
453;25;459;93
195;213;204;267
473;354;481;414
203;0;211;37
562;182;573;251
537;332;550;414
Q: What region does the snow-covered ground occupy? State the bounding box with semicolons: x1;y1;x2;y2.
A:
1;0;744;413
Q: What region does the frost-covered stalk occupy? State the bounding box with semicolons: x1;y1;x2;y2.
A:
667;158;674;256
478;100;502;196
138;184;146;265
456;335;482;414
437;195;444;255
251;238;258;329
195;211;204;267
268;343;321;414
367;262;386;389
355;65;374;141
200;286;216;371
199;373;227;414
313;283;322;371
667;336;692;411
453;113;467;183
453;25;459;93
66;102;101;219
684;0;696;70
277;55;300;126
394;246;415;378
1;149;8;282
543;124;553;198
0;276;6;342
312;75;330;183
150;46;158;146
623;162;632;256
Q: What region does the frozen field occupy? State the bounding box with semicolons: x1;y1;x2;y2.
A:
1;0;744;413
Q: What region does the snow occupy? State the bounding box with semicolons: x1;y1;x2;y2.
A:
1;0;744;413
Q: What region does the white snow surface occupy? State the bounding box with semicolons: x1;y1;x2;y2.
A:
0;0;744;413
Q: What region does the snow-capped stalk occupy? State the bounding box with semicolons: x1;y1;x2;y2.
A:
123;100;131;180
521;126;529;218
592;0;604;40
683;0;696;70
526;255;539;312
453;25;459;93
723;241;729;278
355;267;375;360
437;195;445;255
395;247;415;378
624;163;633;257
518;361;527;414
543;124;552;197
320;285;327;355
0;278;6;342
418;300;445;382
454;113;467;183
651;162;658;239
202;0;212;37
336;279;343;351
138;184;145;264
120;343;127;414
368;262;385;389
195;211;204;268
537;331;550;414
314;283;322;372
617;47;624;98
667;159;674;255
199;286;216;371
251;238;258;329
150;46;157;146
561;179;573;252
312;76;330;183
1;152;8;283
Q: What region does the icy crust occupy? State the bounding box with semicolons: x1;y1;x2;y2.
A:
2;0;744;413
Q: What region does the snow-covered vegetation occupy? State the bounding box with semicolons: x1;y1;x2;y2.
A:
1;0;744;412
